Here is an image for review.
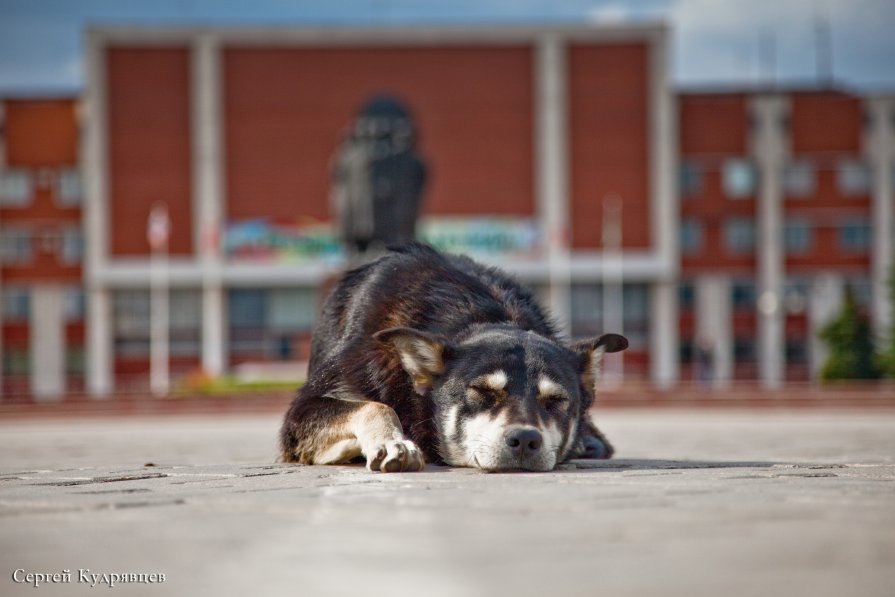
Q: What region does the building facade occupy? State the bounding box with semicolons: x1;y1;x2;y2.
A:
0;23;892;399
80;24;677;396
678;89;895;386
0;98;85;399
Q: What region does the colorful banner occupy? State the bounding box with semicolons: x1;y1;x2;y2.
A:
418;217;539;257
224;220;342;262
224;217;540;262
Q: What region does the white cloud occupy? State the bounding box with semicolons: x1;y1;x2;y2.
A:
667;0;895;87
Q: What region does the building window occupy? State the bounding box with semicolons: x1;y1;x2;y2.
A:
678;282;695;309
783;218;813;254
114;290;150;336
56;169;82;206
783;161;815;198
3;347;30;377
722;159;756;198
268;288;316;331
783;280;808;315
679;338;695;364
66;347;86;376
679;161;702;197
680;218;703;254
228;288;316;359
169;289;201;357
836;160;871;196
229;289;266;330
0;228;33;264
785;338;808;364
846;278;873;308
724;218;755;254
570;283;649;349
731;281;756;310
64;289;85;322
1;288;30;321
0;170;32;206
571;284;603;337
838;219;871;251
60;228;83;264
734;337;757;362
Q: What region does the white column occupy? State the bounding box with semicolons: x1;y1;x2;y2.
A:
648;25;679;387
29;286;66;399
809;273;844;379
0;100;6;396
650;279;679;388
535;34;571;337
86;287;113;397
695;275;733;385
192;33;227;377
650;26;678;273
751;96;788;388
84;31;113;397
865;97;894;340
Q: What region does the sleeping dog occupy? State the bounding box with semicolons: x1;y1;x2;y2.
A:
280;243;627;472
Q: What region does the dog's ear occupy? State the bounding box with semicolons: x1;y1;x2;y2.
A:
373;327;450;394
572;333;628;394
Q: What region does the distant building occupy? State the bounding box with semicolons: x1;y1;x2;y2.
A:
0;23;891;398
678;88;894;385
0;97;84;399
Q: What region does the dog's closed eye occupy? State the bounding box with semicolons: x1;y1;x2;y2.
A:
468;385;501;408
538;377;570;411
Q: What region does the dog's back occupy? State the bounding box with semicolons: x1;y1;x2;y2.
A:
310;242;556;365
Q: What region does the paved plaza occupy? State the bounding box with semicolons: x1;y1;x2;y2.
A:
0;408;893;596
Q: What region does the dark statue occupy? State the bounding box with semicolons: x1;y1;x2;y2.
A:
330;95;428;258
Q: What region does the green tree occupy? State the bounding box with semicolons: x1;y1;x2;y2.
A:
877;266;895;378
818;288;881;381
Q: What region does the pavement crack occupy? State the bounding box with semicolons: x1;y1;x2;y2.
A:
74;488;153;495
33;473;169;487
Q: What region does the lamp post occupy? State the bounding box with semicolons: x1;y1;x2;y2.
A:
147;202;170;397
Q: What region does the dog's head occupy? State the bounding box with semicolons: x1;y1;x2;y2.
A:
374;325;627;471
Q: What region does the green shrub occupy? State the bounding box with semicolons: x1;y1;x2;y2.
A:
819;289;881;381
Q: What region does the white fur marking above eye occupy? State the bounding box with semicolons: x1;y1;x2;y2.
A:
483;370;508;391
537;376;565;397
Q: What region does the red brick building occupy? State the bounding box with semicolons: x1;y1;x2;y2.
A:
1;23;892;399
79;24;677;396
678;88;893;385
0;98;85;397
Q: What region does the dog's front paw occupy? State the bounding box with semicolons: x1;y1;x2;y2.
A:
577;435;614;460
366;439;425;472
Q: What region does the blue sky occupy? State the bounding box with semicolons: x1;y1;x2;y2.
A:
0;0;893;94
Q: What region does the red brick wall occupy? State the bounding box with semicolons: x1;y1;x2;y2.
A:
107;47;193;256
679;94;748;155
5;100;78;166
568;42;651;249
223;46;534;222
790;91;862;154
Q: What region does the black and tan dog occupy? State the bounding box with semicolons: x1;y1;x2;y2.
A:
280;243;627;472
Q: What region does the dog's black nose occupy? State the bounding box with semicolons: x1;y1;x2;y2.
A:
505;428;543;457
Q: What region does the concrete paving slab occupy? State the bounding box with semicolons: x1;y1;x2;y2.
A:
0;409;893;597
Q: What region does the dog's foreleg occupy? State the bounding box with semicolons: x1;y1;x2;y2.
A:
570;415;615;460
281;395;425;472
